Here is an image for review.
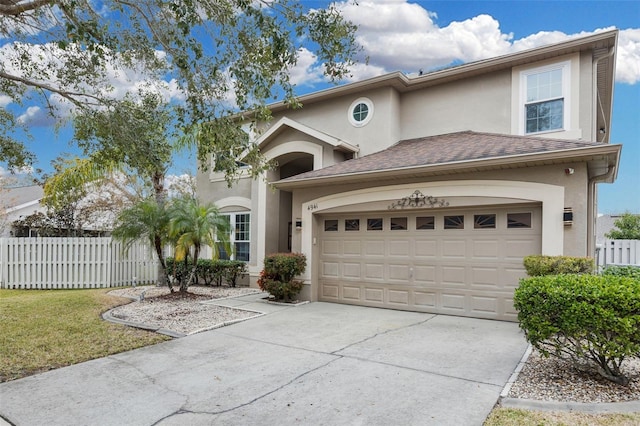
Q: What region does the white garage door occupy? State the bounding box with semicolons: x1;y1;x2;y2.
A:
318;206;541;321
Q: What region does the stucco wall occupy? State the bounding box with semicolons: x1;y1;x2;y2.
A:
266;87;401;156
196;173;252;206
400;70;512;139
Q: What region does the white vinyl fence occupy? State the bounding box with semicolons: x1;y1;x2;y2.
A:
596;239;640;268
0;237;160;289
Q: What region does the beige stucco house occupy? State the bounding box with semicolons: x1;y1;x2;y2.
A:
197;30;621;321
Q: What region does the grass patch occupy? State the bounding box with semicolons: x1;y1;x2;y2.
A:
485;408;640;426
0;288;170;382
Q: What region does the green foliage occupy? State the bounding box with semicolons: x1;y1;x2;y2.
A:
219;260;248;288
196;259;223;286
10;208;100;237
514;274;640;385
168;197;231;292
167;258;247;288
73;93;173;195
2;1;359;178
601;265;640;279
257;253;307;301
165;257;190;287
111;197;171;288
0;108;35;170
258;277;304;303
262;252;307;283
605;213;640;240
42;157;92;211
523;255;594;276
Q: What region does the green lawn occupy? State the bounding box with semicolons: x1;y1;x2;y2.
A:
0;288;170;382
485;408;640;426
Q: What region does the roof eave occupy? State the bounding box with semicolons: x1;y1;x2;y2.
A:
264;30;618;114
273;144;622;189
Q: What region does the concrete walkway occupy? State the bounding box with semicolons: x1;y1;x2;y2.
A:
0;294;528;425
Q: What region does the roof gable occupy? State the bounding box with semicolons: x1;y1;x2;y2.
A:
256;117;359;153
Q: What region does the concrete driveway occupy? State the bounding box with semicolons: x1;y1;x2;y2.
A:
0;294;528;426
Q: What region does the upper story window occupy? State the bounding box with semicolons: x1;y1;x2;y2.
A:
519;61;570;135
348;97;374;127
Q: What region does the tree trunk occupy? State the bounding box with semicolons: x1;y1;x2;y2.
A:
154;235;171;291
152;170;170;290
181;246;200;293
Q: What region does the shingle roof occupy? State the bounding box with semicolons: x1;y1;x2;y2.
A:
3;185;43;208
277;131;615;184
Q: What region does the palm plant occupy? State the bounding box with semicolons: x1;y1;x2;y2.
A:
169;197;231;293
111;198;171;290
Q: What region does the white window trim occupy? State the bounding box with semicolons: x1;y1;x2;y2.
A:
220;212;251;262
518;61;571;136
348;97;374;128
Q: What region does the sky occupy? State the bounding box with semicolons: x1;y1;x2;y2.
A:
2;0;639;213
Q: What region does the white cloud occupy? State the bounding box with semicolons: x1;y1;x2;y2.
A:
311;1;640;86
341;62;388;83
289;48;325;86
17;106;55;127
616;28;640;84
0;165;35;176
0;95;11;107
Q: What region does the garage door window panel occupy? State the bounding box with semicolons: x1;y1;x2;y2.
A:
324;219;338;232
367;218;383;231
345;219;360;231
474;214;496;229
507;213;532;228
390;217;408;230
444;215;465;230
416;216;435;230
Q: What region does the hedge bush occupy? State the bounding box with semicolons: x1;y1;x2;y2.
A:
602;265;640;280
523;255;594;276
514;273;640;385
166;257;189;286
257;253;307;302
166;258;247;288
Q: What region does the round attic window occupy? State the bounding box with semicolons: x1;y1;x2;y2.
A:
348;98;374;127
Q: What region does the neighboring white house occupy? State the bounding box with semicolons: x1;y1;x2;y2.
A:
1;185;45;237
197;30;621;321
596;214;625;244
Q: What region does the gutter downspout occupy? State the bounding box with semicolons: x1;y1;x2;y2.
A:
587;164;616;260
587;45;616;260
592;46;615;143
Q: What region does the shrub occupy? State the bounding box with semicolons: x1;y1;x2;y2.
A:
514;273;640;385
179;259;248;287
196;259;225;286
166;257;189;287
257;253;307;302
523;255;594;276
602;265;640;280
220;260;248;287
